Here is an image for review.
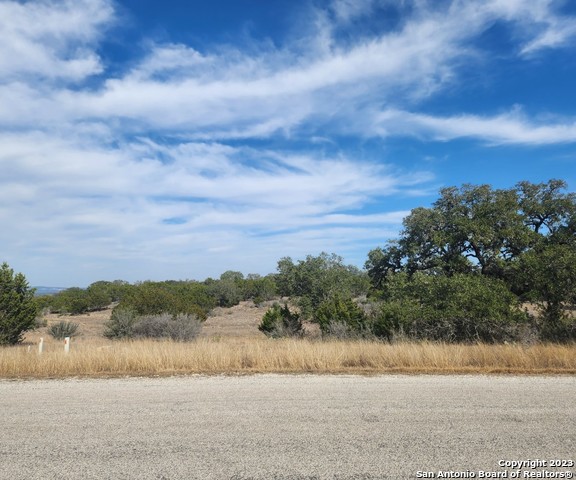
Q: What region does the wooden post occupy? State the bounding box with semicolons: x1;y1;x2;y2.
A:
64;337;70;354
38;337;44;355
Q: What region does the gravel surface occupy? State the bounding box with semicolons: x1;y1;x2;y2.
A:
1;375;575;480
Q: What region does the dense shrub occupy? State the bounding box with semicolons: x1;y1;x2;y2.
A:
205;277;242;308
276;253;370;318
116;281;213;320
104;309;138;339
53;287;90;315
48;321;80;340
514;244;576;341
241;274;277;305
85;283;112;311
535;314;576;343
259;304;303;338
313;295;369;337
372;273;529;343
38;280;131;315
322;320;368;340
0;262;38;345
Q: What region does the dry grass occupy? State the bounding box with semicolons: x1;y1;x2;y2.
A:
1;338;575;378
10;302;575;378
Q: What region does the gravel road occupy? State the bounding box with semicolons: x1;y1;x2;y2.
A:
1;375;575;480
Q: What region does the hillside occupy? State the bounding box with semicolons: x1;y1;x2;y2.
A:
25;301;275;343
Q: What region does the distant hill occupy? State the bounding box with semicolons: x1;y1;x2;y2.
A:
33;286;68;296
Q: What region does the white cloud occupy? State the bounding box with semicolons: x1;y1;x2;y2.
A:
0;0;114;82
2;0;575;138
1;0;576;285
330;0;382;24
0;128;423;285
374;108;576;145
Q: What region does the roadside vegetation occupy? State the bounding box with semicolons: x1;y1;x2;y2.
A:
1;179;575;376
1;339;574;378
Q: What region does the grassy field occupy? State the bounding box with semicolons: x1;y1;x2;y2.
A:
2;302;574;378
1;337;575;378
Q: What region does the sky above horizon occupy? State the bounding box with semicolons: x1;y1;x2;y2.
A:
1;0;576;287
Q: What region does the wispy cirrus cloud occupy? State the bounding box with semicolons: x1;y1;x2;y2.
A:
374;108;576;145
0;127;422;284
1;0;575;285
0;0;113;82
2;0;576;138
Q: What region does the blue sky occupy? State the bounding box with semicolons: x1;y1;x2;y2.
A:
1;0;576;287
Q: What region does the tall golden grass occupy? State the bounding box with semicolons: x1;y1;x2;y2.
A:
1;338;575;378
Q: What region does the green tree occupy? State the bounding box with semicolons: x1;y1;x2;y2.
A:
86;282;112;311
219;270;244;283
416;184;531;278
367;183;541;285
58;287;90;315
205;272;244;308
517;179;576;236
365;244;404;290
366;180;576;326
115;281;212;320
275;252;369;318
374;273;528;343
515;244;576;341
0;262;38;345
241;274;277;305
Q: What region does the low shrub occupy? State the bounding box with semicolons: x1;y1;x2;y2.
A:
313;295;369;337
48;321;80;340
537;315;576;343
323;320;371;340
104;309;202;341
259;304;303;338
132;313;202;341
104;309;138;339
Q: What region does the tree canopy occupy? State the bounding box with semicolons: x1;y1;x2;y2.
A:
0;262;38;345
366;179;576;337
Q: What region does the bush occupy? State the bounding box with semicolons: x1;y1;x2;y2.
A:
242;274;277;304
52;287;91;315
48;321;80;340
206;278;241;308
131;313;202;341
515;244;576;341
0;262;38;345
536;315;576;343
370;300;412;341
116;281;212;320
373;273;529;343
104;309;202;341
45;281;131;315
259;304;303;338
322;320;370;340
276;253;370;319
104;309;138;339
86;282;112;311
313;295;369;337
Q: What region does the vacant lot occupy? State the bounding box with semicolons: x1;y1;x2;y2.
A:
2;302;573;377
27;301;273;342
1;375;575;479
